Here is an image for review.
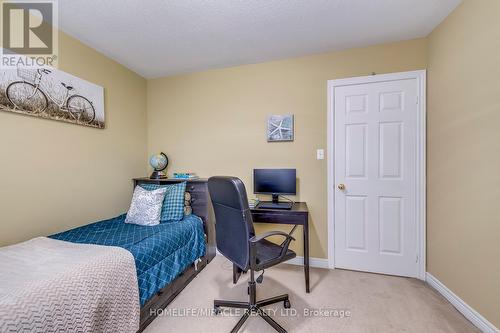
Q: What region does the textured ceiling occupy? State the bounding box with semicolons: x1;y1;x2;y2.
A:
58;0;462;78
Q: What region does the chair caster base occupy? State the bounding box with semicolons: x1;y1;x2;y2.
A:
214;294;290;333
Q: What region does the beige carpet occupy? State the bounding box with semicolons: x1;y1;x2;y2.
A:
144;256;479;333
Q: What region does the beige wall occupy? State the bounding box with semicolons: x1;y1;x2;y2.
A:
0;31;147;246
147;38;427;258
427;0;500;327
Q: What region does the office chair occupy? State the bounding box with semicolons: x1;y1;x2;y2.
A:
208;176;297;333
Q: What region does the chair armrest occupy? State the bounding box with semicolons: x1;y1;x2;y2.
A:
249;230;296;270
249;231;295;243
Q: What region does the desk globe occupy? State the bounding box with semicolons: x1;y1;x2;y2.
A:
149;152;168;179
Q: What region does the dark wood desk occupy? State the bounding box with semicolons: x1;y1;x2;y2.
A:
251;202;310;293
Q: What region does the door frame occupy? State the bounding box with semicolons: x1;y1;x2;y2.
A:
327;70;426;280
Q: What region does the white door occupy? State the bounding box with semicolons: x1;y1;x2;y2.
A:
333;77;419;277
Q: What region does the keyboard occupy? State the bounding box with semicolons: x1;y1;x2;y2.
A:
257;202;293;210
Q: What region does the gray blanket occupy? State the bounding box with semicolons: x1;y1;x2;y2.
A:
0;237;139;332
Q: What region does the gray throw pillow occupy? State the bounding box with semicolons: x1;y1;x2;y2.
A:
125;186;167;226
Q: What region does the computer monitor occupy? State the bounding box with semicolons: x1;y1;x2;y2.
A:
254;169;296;208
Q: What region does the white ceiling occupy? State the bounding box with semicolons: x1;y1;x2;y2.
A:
58;0;462;78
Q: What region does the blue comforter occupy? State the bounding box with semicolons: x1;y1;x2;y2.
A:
50;214;206;306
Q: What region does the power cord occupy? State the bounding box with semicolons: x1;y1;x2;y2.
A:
278;195;295;205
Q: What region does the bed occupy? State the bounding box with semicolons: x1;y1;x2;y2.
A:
132;178;216;330
0;178;216;333
56;178;216;331
50;213;206;306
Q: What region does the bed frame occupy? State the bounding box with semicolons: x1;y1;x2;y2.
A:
132;178;217;332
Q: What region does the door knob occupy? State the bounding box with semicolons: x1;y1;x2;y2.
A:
338;183;346;190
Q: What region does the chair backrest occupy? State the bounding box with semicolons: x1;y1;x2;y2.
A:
208;176;255;271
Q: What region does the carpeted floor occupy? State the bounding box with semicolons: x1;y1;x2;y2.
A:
144;256;479;333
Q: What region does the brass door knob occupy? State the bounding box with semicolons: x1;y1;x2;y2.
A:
337;183;346;190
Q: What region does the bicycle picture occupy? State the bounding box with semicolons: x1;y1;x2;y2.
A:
0;66;105;129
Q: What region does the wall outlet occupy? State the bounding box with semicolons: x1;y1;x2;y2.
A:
317;149;324;160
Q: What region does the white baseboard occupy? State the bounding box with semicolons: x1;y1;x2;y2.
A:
426;273;499;333
283;256;330;269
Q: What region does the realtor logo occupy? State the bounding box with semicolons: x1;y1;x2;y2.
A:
1;0;58;68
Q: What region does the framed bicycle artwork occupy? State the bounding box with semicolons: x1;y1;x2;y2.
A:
0;66;105;129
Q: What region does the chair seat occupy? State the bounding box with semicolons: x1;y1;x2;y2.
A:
255;238;296;270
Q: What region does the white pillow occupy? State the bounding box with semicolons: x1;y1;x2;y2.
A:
125;186;167;226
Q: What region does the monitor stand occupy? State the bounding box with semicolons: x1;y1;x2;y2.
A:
257;194;292;210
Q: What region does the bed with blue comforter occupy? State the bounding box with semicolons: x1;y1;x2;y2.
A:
50;214;206;306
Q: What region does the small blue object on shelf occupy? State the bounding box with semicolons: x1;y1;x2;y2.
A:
173;172;199;180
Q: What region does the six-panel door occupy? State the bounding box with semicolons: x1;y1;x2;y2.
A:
334;78;418;277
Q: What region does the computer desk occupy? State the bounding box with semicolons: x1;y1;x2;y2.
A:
232;202;310;293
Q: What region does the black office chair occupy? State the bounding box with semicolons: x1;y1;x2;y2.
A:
208;176;297;333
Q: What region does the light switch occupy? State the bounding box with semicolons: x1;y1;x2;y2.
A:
317;149;324;160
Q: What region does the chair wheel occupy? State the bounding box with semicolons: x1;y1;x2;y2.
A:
214;306;222;315
284;300;291;309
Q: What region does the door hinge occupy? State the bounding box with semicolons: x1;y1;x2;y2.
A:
416;255;419;263
416;96;419;105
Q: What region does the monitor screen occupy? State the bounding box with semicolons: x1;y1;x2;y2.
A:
254;169;296;195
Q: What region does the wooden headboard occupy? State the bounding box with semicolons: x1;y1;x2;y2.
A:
132;177;216;263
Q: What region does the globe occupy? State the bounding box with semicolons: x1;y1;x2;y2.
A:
149;152;168;179
150;153;168;171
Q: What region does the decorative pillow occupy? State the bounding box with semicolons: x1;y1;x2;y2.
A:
140;182;187;222
184;191;192;216
125;186;167;226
